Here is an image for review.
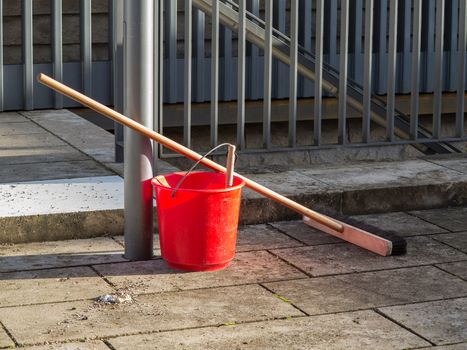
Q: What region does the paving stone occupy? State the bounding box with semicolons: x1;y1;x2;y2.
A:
271;236;467;276
0;238;125;273
0;160;113;183
437;262;467;280
269;220;341;245
0;132;67;148
264;266;467;315
0;145;88;165
0;266;113;307
108;310;429;350
0;327;14;349
410;207;467;232
378;298;467;345
0;121;47;136
432;232;467;253
419;344;467;350
0;112;28;123
0;285;303;345
93;250;307;294
20;340;110;349
236;224;303;251
428;156;467;174
351;212;447;236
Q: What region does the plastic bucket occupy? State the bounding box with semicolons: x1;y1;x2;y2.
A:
152;171;245;271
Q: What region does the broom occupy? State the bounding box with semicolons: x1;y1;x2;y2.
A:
37;73;406;256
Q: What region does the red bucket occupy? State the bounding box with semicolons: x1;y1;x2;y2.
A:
152;171;245;271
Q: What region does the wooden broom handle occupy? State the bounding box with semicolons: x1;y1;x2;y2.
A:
37;73;344;233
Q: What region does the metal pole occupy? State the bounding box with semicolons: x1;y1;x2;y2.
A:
123;0;154;260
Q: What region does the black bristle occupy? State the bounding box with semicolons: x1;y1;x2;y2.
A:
321;210;407;256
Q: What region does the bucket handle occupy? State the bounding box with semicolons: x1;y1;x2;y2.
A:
170;143;237;198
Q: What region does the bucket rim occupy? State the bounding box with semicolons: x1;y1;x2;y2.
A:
151;171;245;194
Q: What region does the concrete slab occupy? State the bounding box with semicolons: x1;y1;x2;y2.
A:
236;224;303;251
0;238;125;273
351;212;448;236
0;266;113;307
410;207;467;232
0;285;303;345
432;232;467;253
0;112;28;123
93;250;307;294
0;176;123;217
0;121;47;136
0;145;88;165
269;220;350;245
20;341;110;349
0;160;113;183
427;156;467;174
108;310;429;350
264;266;467;315
419;344;467;350
0;327;14;349
437;262;467;280
271;236;467;276
378;297;467;345
0;132;67;148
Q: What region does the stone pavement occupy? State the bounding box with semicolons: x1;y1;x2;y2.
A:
0;207;466;349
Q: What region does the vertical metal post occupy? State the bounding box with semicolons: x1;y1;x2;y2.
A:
411;0;422;140
237;0;246;149
80;0;92;96
386;0;397;141
0;0;4;112
362;0;373;143
324;0;338;68
457;0;467;137
22;0;33;110
211;0;219;147
153;0;163;165
273;0;286;98
112;0;124;162
193;8;205;102
123;0;154;261
184;0;192;147
298;0;312;96
288;0;298;147
165;0;177;103
433;0;444;139
338;0;349;144
52;0;63;109
314;0;324;146
248;0;260;100
263;0;273;148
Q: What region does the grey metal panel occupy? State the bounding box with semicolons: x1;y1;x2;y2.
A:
457;0;467;137
237;0;246;149
314;0;324;146
210;0;219;147
247;0;261;100
184;0;192;147
288;0;298;147
374;0;387;94
80;0;92;96
273;0;287;98
298;0;312;97
324;0;338;68
362;0;373;143
193;8;205;102
0;0;3;111
263;0;272;148
446;0;458;91
386;0;397;142
410;0;422;140
165;0;178;103
422;0;435;92
349;0;363;83
433;0;444;139
338;0;349;145
399;0;411;93
52;0;63;109
22;0;33;110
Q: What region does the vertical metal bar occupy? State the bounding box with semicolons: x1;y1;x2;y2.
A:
237;0;246;149
184;0;192;147
447;0;458;90
314;0;324;146
22;0;33;110
80;0;92;96
386;0;397;141
165;0;177;103
123;0;154;261
400;0;412;92
210;0;219;147
288;0;298;147
324;0;338;68
457;0;467;137
153;0;163;164
410;0;422;139
263;0;273;148
362;0;373;143
52;0;63;109
375;0;387;93
298;0;312;96
221;25;233;100
338;0;349;144
422;0;435;91
248;0;260;100
0;0;4;112
352;0;363;83
193;8;205;102
273;0;286;98
112;0;124;162
433;0;444;139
